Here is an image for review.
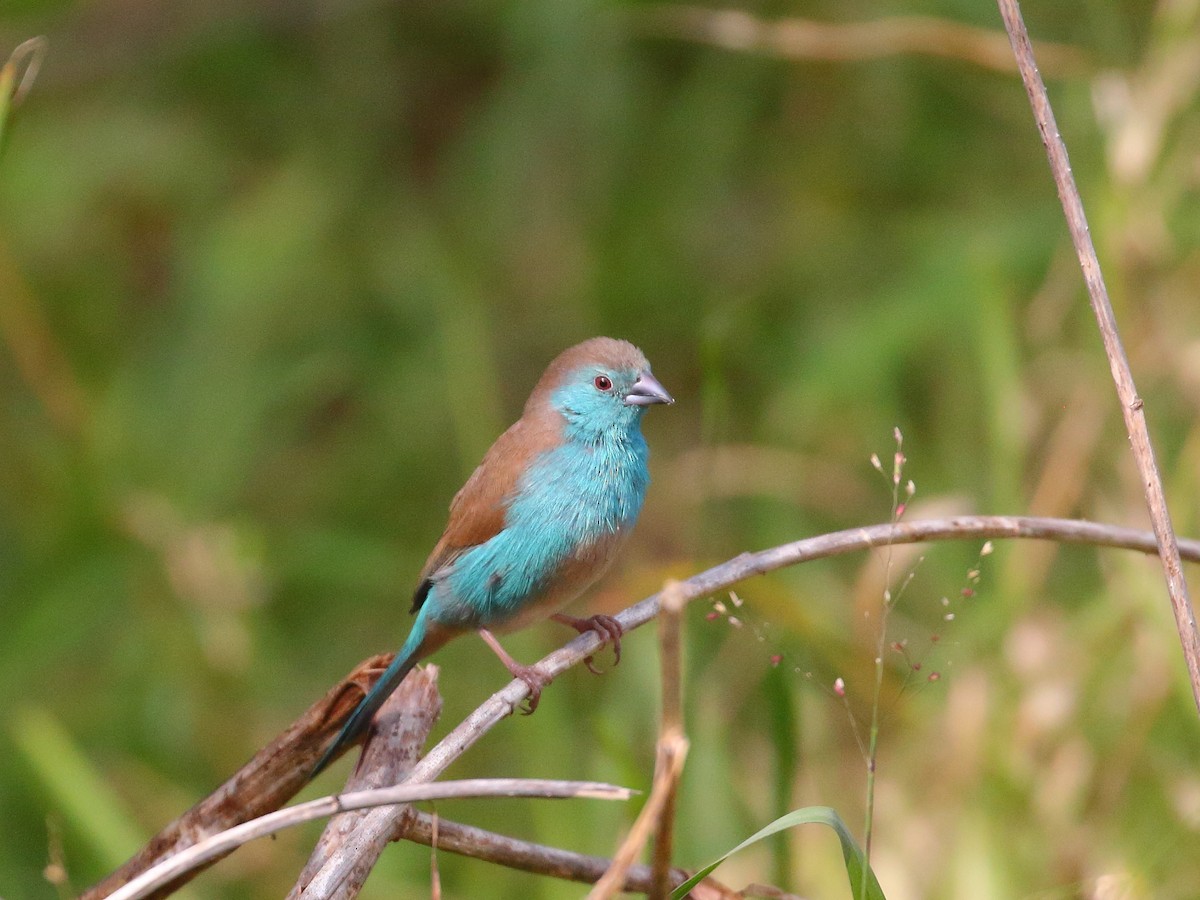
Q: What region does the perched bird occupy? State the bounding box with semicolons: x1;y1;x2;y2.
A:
312;337;673;776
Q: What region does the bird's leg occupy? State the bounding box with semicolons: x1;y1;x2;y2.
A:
478;629;550;715
551;613;624;674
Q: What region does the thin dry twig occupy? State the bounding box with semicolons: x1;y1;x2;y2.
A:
372;514;1198;831
403;811;692;893
635;6;1087;76
656;581;687;748
651;581;687;900
430;813;442;900
995;0;1200;714
587;742;687;900
107;779;635;900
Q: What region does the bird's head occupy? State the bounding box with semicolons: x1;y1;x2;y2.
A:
529;337;673;437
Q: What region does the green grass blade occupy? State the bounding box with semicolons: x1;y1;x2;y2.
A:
11;707;146;869
670;805;886;899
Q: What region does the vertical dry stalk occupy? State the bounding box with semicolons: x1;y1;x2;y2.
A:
650;581;687;899
430;814;442;900
290;665;442;899
587;580;690;899
995;0;1200;712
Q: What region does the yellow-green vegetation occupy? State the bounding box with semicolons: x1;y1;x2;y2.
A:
2;1;1200;897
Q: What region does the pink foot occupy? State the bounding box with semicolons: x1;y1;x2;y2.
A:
479;629;552;715
552;613;624;674
505;661;550;715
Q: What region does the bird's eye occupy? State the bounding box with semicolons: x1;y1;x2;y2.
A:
593;375;613;392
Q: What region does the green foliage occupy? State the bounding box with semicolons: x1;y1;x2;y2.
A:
2;1;1200;897
670;806;885;899
11;708;144;870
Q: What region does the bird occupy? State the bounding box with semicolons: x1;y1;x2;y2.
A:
311;337;673;777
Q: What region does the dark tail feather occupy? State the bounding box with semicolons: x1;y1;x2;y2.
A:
310;627;425;779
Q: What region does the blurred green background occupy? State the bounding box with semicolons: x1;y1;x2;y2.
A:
4;0;1200;897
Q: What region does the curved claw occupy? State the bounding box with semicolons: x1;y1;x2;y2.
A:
479;628;551;714
553;613;625;673
509;664;547;715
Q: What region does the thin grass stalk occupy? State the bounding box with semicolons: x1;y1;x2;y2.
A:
995;0;1200;713
650;581;687;899
861;430;908;895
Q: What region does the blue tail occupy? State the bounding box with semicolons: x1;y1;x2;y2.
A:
310;620;429;779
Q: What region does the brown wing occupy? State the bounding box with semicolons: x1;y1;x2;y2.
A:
411;411;561;612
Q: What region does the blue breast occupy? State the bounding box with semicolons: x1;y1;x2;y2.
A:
437;427;649;627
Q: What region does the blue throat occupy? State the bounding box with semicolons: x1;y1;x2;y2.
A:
439;419;649;625
430;369;653;628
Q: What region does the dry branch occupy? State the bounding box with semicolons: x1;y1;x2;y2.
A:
402;812;693;893
995;0;1200;714
635;6;1087;75
88;516;1200;897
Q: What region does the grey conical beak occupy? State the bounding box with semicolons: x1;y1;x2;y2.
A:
624;370;674;406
